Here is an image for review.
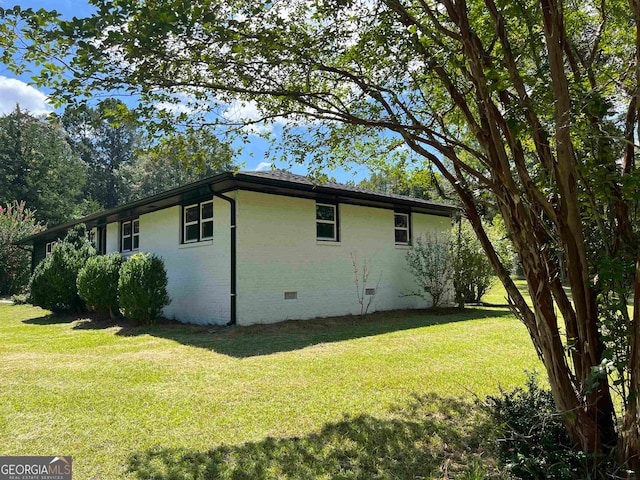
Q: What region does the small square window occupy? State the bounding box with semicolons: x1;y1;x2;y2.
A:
201;221;214;239
316;204;335;221
185;224;199;242
201;202;213;219
317;222;335;240
185;206;199;223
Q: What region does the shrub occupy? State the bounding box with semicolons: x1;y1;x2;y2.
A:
77;253;123;318
452;220;495;305
10;293;29;304
30;224;95;312
0;201;45;294
405;233;453;307
485;373;609;479
118;253;170;324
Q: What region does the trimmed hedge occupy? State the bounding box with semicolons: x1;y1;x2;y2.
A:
118;253;170;324
77;253;123;318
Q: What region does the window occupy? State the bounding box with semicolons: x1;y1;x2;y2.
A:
45;241;55;256
121;219;139;252
316;203;337;241
183;200;213;243
394;213;410;245
96;226;107;255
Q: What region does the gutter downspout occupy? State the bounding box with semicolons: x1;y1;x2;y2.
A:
212;190;237;326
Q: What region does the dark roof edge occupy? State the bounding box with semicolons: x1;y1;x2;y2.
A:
18;172;234;244
20;171;459;244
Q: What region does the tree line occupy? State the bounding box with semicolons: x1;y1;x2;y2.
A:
0;101;236;227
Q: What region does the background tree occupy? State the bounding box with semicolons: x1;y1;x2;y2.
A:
453;219;503;306
62;99;140;209
0;201;44;294
358;164;454;202
2;0;640;469
118;127;236;202
0;106;87;224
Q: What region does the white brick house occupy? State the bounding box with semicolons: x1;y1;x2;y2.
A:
24;170;457;325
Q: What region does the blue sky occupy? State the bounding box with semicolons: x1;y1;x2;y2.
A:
0;1;373;182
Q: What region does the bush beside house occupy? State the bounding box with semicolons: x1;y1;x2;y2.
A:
405;233;453;307
118;253;170;324
77;254;123;318
29;229;170;322
30;224;95;312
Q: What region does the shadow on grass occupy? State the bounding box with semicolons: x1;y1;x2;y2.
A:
73;307;511;358
127;393;499;480
22;312;93;326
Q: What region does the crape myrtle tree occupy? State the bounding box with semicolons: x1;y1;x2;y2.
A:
2;0;640;469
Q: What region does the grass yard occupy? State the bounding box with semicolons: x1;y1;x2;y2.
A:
0;303;541;479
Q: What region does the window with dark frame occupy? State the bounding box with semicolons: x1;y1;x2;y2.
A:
394;213;410;245
96;226;107;255
316;203;337;241
183;200;214;243
121;219;139;252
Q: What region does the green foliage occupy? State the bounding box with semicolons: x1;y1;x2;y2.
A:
10;292;29;304
62;100;141;209
358;165;455;203
29;224;95;312
453;220;497;305
405;234;453;307
486;374;611;479
0;201;44;294
118;127;236;203
118;253;170;324
77;253;123;319
0;106;86;225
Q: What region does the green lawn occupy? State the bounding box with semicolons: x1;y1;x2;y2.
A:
0;303;541;479
482;277;531;306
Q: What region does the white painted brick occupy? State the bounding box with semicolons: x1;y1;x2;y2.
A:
97;189;451;326
102;199;232;325
235;191;452;325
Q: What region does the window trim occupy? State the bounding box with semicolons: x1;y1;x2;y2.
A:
182;199;214;244
45;241;55;257
316;202;338;242
120;218;140;253
394;212;411;245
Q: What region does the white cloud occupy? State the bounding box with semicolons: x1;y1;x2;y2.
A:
223;100;273;135
255;162;273;171
0;77;51;116
154;101;196;115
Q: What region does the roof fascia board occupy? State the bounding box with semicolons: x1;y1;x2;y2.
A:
21;171;456;244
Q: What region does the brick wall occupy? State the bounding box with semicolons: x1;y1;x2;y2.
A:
235;190;451;325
